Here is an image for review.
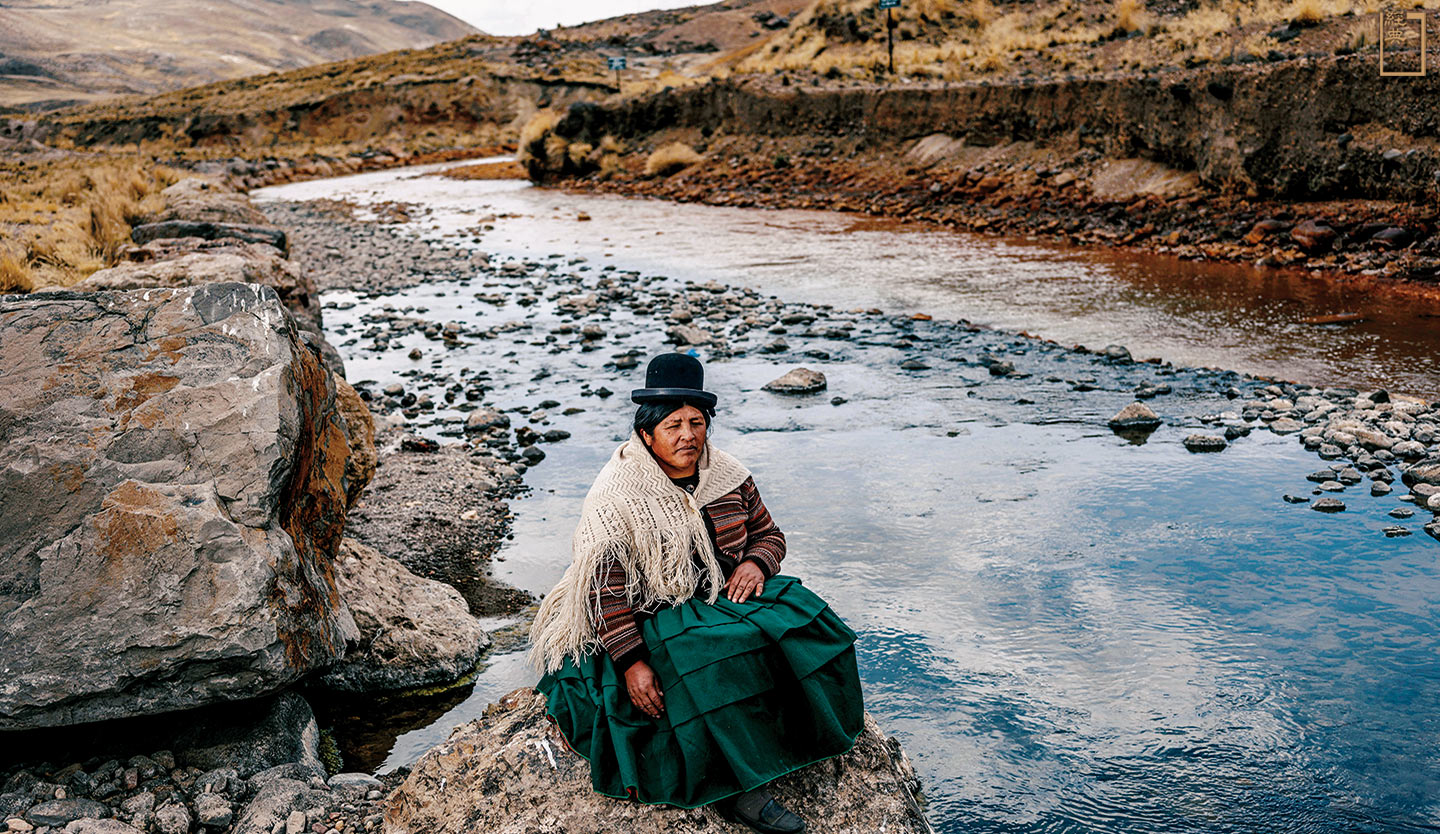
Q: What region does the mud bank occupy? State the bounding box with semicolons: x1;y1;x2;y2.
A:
524;53;1440;296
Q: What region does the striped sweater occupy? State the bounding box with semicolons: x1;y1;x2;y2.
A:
592;474;786;671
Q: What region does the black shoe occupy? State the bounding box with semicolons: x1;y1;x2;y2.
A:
714;791;806;833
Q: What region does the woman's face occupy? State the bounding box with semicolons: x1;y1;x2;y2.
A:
641;403;708;475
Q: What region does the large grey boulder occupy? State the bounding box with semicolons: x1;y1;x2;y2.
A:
383;688;931;834
74;247;320;333
151;178;271;226
130;221;288;253
317;538;491;693
0;283;360;730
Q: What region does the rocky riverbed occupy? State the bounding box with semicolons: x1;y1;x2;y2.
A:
266;192;1440;542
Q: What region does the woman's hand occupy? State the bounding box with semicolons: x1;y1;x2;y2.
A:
624;660;665;719
725;560;766;603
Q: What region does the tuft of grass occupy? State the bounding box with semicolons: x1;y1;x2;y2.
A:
0;250;32;293
1290;0;1326;25
644;142;703;177
518;110;560;168
1114;0;1145;33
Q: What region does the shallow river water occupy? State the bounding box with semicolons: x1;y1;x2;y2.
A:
254;164;1440;834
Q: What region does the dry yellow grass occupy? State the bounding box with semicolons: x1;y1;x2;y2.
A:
728;0;1427;81
644;142;703;178
518;110;561;168
0;250;31;293
0;157;179;292
1114;0;1145;33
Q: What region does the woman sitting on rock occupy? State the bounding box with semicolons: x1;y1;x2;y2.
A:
529;352;865;834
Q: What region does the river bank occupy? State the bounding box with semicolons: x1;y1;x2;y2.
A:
515;53;1440;302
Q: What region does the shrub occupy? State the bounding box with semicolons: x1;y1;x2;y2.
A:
644;143;703;177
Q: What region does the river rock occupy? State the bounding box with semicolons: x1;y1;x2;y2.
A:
1401;456;1440;487
1311;497;1346;512
464;407;510;434
63;820;144;834
24;799;108;827
168;691;324;779
327;773;385;797
0;284;358;731
151;801;189;834
762;367;827;394
382;687;931;834
1183;434;1227;452
318;538;491;692
1100;344;1133;363
666;324;713;346
231;778;330;834
1268;417;1305;434
1350;428;1393;451
1107;402;1162;430
1289;219;1337;253
191;793;233;829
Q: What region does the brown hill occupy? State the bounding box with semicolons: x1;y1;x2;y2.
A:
720;0;1384;80
0;0;479;112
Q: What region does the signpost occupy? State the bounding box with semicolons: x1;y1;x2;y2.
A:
879;0;899;75
607;56;627;90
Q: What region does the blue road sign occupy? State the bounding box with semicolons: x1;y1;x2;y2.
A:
607;56;628;70
878;0;900;8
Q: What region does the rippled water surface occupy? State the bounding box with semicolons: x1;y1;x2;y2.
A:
254;165;1440;834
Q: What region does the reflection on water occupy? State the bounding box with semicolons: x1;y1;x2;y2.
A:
255;167;1440;834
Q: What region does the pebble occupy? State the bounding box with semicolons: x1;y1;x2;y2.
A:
286;810;308;834
1311;497;1346;512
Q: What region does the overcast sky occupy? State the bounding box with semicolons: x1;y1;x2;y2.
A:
411;1;703;36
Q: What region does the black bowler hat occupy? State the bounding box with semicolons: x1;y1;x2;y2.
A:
631;352;718;409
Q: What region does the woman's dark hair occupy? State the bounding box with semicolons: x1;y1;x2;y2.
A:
634;399;714;439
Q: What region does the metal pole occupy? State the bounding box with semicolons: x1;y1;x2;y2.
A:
887;8;895;74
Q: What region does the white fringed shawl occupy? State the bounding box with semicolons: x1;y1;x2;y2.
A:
527;429;751;674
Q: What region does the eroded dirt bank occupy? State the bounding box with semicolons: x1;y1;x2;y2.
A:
522;53;1440;298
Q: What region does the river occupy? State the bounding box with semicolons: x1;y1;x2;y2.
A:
253;162;1440;834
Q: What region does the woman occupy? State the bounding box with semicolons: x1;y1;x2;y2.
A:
529;352;864;834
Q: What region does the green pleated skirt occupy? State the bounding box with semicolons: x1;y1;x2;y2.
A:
534;573;865;808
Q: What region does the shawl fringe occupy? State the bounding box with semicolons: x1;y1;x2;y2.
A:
528;430;750;674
